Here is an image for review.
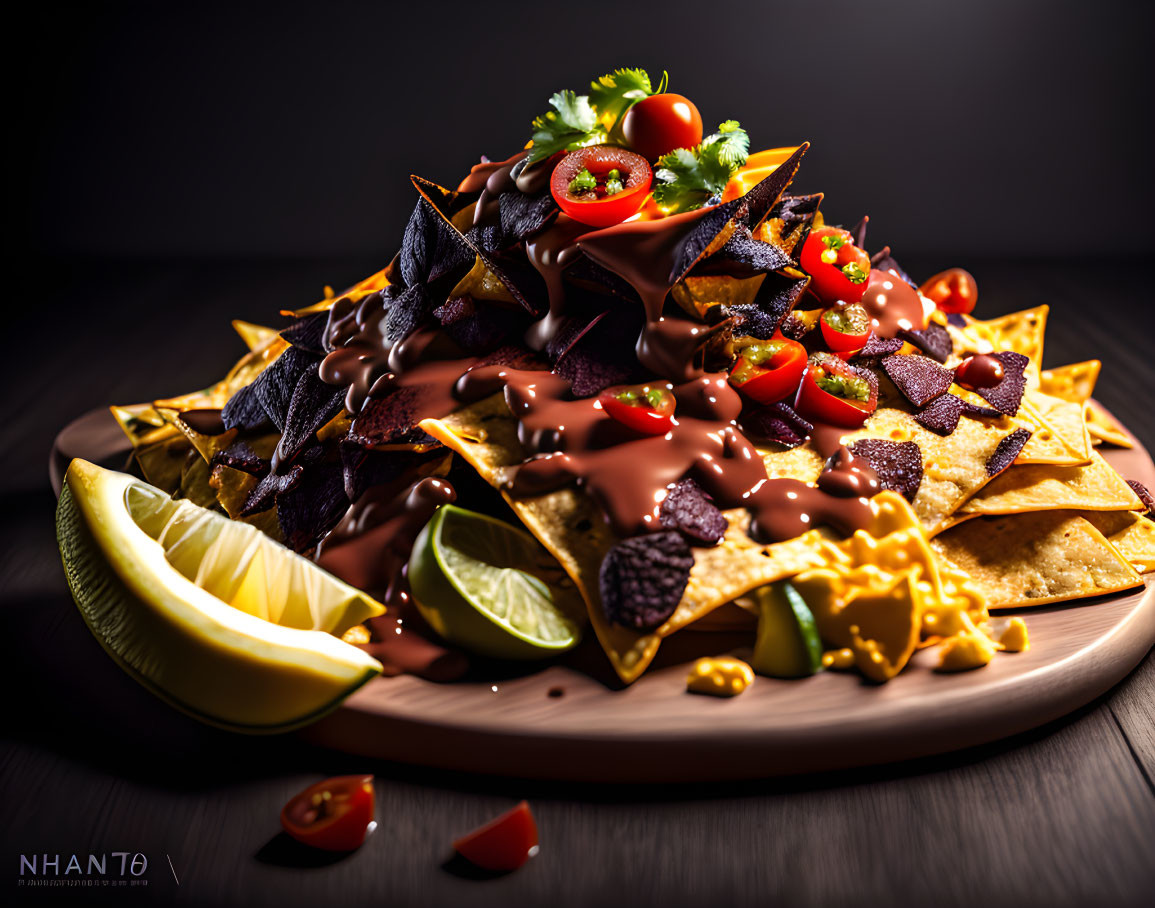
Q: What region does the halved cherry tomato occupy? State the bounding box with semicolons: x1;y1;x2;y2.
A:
794;353;878;427
820;303;873;355
454;801;539;872
799;227;871;305
919;268;977;315
280;775;375;852
598;383;676;435
550;146;652;228
620;93;704;162
728;337;807;403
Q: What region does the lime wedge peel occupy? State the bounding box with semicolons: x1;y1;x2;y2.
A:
408;504;584;660
57;459;384;733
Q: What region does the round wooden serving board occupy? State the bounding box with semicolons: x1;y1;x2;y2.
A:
52;407;1155;782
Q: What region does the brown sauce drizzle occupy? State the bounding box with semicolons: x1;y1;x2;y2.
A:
859;268;930;338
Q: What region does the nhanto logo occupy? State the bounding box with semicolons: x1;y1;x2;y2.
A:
16;853;152;889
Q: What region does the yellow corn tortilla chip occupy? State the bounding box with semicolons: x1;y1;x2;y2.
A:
1017;391;1091;465
931;511;1143;608
287;268;389;317
421;396;888;683
1083;510;1155;574
1084;400;1134;448
133;434;192;494
959;450;1143;517
111;403;179;449
231;320;280;353
975;305;1048;386
1040;360;1100;404
670;273;765;318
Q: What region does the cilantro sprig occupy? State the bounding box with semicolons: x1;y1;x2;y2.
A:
527;68;661;164
651;121;751;213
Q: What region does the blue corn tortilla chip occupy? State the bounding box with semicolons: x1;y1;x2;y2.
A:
221;345;319;433
599;531;694;630
383;282;433;346
241;464;304;516
765;193;822;254
340;439;445;503
400;192;475;288
659;478;728;546
913;393;1002;435
869;247;918;288
279;311;329;355
1126;479;1155;517
986;428;1032;476
440;300;528;355
210;439;268;476
848;439;923;501
882;354;954;408
273;367;346;466
553;306;645;397
970;351;1028;416
277;455;349;553
722;272;809;340
946;312;968;328
899;322;952;363
498;186;559;245
742;144;810;229
851;334;904;364
695;228;793;276
740;401;813;448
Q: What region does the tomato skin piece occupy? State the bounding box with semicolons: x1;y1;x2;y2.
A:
919;268;977;315
598;384;676;435
621;94;704;162
454;801;539;872
794;356;878;428
729;338;807;404
820;304;873;355
550;147;652;228
281;775;375;852
799;227;871;306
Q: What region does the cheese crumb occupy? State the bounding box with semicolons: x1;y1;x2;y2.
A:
686;657;755;697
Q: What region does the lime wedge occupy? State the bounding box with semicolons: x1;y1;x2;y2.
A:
749;581;824;678
56;459;384;731
407;505;583;660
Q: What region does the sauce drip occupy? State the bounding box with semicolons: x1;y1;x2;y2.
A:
859;268;931;338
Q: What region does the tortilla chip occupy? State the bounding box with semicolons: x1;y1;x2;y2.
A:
1083;510;1155;574
931;511;1143;608
111;403;178;449
1084;400;1134;448
838;407;1024;534
959;450;1143;517
231;320;280;353
1015;392;1091;465
975;305;1048;386
1040;360;1100;404
287;268;390;317
133;435;192;494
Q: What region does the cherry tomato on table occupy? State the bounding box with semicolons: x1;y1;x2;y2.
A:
620;93;704;162
280;775;375;852
820;303;874;355
454;801;539;872
728;337;807;404
598;383;676;435
919;268;978;315
799;227;871;305
795;353;878;427
550;146;652;228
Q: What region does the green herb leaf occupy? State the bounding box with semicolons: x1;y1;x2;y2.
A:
529;90;607;164
590;68;654;131
651;121;751;213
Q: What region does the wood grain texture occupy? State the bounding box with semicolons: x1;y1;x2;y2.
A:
4;258;1153;905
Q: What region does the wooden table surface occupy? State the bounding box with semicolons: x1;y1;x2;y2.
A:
4;257;1153;906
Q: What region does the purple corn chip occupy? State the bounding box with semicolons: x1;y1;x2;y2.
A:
441;303;525;355
913;393;965;435
276;458;349;553
659;478;728;546
961;399;1003;420
279;311;330;355
433;295;475;326
741;144;809;229
848;439;923;500
210;440;269;476
383;282;433;346
498;188;559;244
869;248;918;288
764;193;822;252
598;531;694;630
740;401;813;448
274;368;346;466
970;352;1028;416
882;354;954;408
241;464;304;516
220;379;270;432
851;334;904;363
899;323;952;363
723;304;779;340
946;312;968;328
1126;479;1154;516
696;228;792;276
986;428;1032;476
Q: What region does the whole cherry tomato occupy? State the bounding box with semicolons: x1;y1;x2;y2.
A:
728;337;807;403
799;227;871;305
795;353;878;427
454;801;539;872
280;775;375;852
598;383;676;435
621;93;704;162
919;268;978;315
955;353;1005;389
820;303;873;355
550;146;652;228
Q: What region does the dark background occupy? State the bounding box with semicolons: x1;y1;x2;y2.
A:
21;0;1155;263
